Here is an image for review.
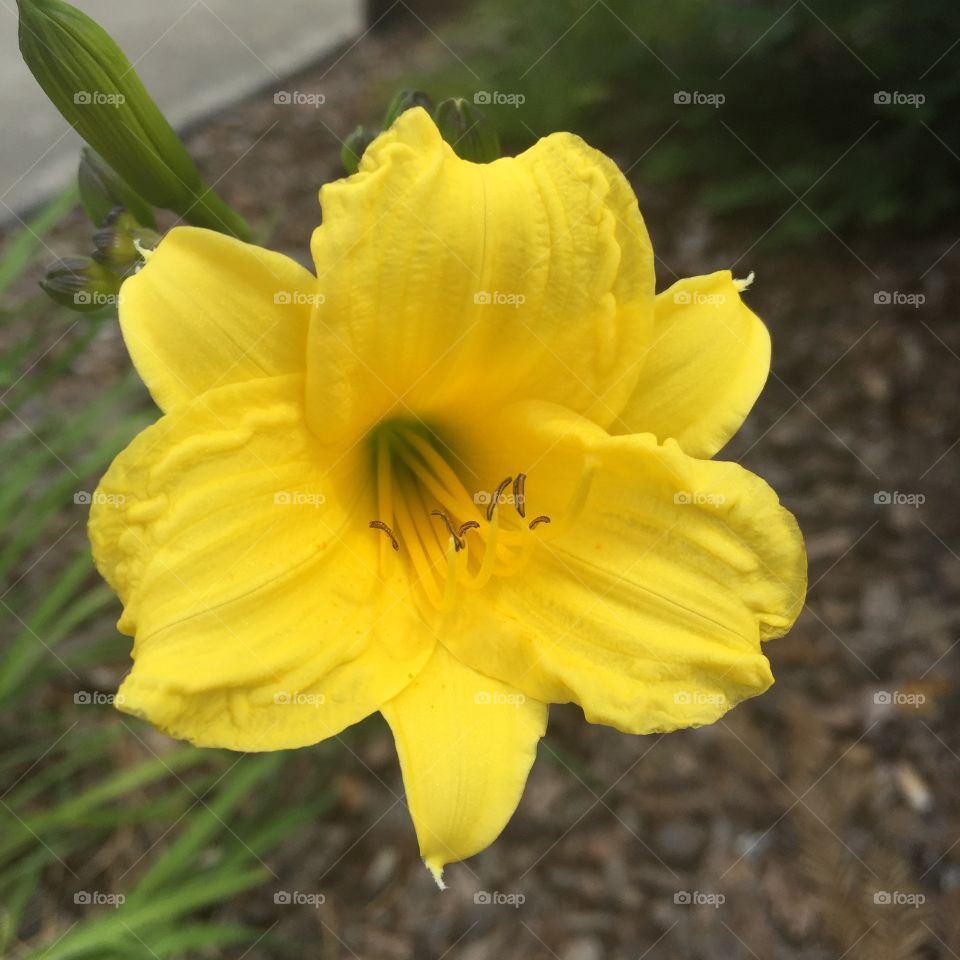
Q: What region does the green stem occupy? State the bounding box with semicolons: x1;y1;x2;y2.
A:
180;185;251;240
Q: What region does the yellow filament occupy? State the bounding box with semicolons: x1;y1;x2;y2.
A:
376;430;396;574
392;485;443;609
399;428;482;521
439;537;463;614
464;506;501;590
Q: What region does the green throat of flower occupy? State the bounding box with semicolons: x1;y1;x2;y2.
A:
366;418;593;616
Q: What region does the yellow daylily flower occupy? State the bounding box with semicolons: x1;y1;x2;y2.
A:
90;108;806;886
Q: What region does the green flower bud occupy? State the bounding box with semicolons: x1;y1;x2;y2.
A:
40;256;122;312
341;126;377;175
18;0;249;239
78;148;155;229
92;208;159;272
433;98;500;163
383;89;434;129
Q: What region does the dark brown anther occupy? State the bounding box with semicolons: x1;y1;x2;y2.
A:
528;515;551;530
513;473;527;518
369;520;400;550
430;509;465;551
458;520;480;538
487;476;513;522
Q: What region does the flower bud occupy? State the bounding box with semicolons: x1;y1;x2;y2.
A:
341;126;377;175
18;0;249;238
383;89;434;129
40;256;121;312
92;208;159;272
433;98;500;163
78;148;155;229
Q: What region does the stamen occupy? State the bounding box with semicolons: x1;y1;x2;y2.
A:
393;487;444;609
464;506;501;590
375;429;396;569
440;536;464;614
528;515;551;529
487;476;513;522
430;509;465;551
398;427;481;522
513;473;527;518
368;520;400;550
458;520;480;538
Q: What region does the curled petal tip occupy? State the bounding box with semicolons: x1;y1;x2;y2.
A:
425;857;447;890
733;270;755;292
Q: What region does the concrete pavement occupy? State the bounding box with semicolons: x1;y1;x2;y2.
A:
1;0;364;220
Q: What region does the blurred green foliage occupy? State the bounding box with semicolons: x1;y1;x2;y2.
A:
418;0;960;239
0;196;337;958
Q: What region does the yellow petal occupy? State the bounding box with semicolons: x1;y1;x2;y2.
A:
380;644;547;885
120;227;317;412
90;374;432;749
306;107;654;443
612;271;771;458
444;401;806;734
